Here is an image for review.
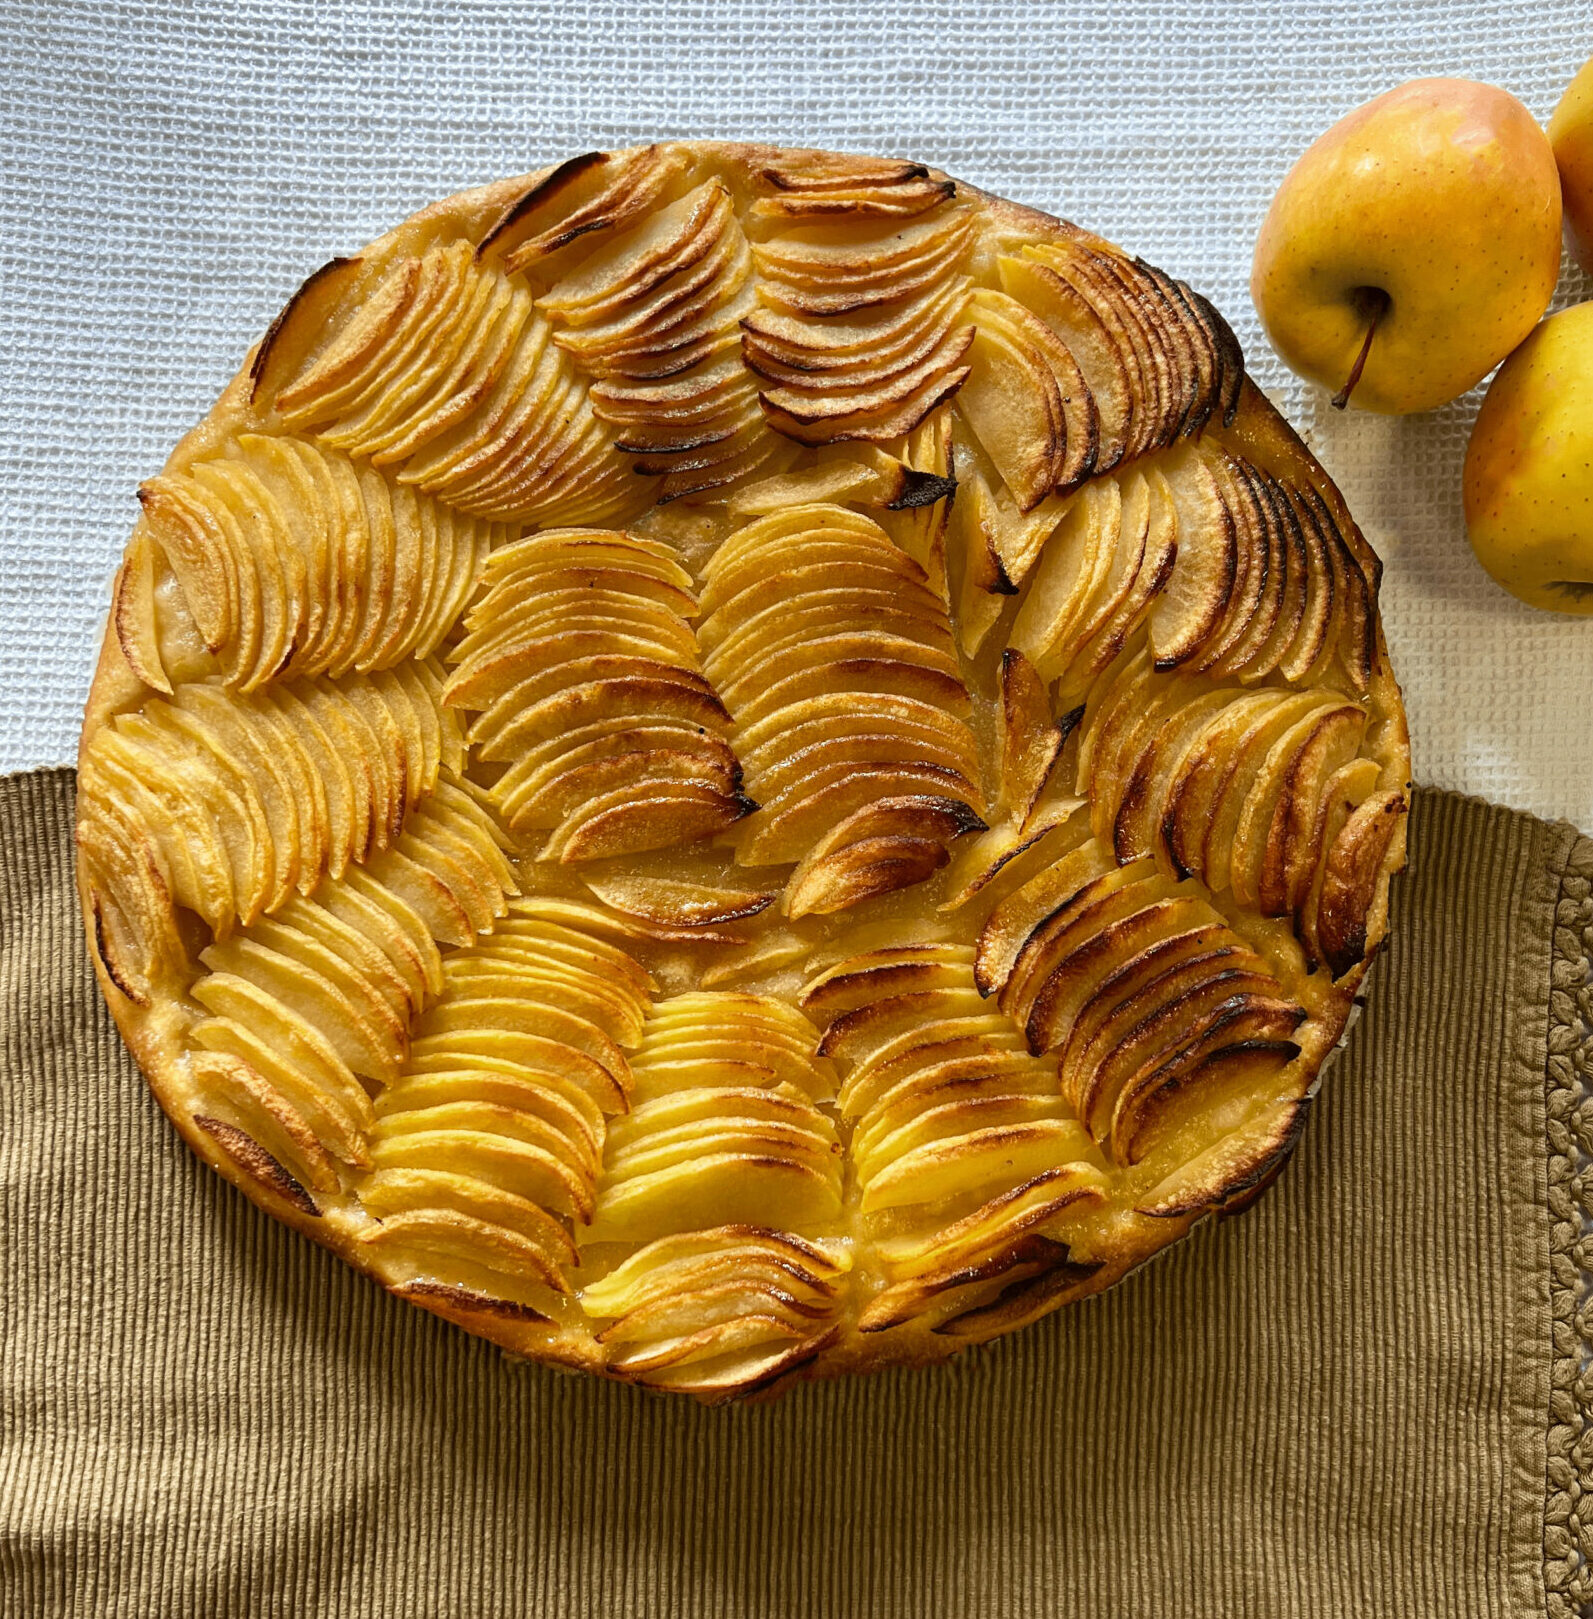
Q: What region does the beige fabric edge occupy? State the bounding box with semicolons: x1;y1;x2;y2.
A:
1545;829;1593;1618
0;766;1583;1619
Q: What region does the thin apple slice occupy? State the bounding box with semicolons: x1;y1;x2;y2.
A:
481;146;691;275
858;1116;1093;1216
736;760;976;867
800;942;977;1013
955;290;1067;510
975;836;1116;997
868;1157;1105;1275
939;801;1090;917
606;1115;837;1183
378;1069;602;1159
1276;480;1337;683
544;780;753;863
999;251;1124;473
1148;442;1237;669
375;1096;598;1187
1300;481;1376;693
1109;1020;1304;1168
1085;664;1197;849
1210;693;1346;900
581;1154;842;1247
1293;755;1383;934
1109;687;1233;867
1185;454;1266;674
853;1049;1053;1145
359;1189;580;1293
359;1165;576;1270
947;464;1017;656
191;1048;339;1198
605;1084;819;1153
1008;477;1117;678
838;1028;1028;1123
1313;788;1407;978
1253;703;1369;916
1056;926;1252;1107
1234;471;1309;684
1021;890;1216;1057
186;1005;371;1170
855;1090;1070;1188
1156;690;1281;879
993;649;1059;824
1077;979;1286;1146
999;862;1174;1031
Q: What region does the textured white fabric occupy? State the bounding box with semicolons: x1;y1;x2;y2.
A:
2;1;1589;822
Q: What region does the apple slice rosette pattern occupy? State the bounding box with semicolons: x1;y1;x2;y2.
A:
76;141;1409;1401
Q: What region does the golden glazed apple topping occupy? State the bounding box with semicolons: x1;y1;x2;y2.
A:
76;143;1409;1401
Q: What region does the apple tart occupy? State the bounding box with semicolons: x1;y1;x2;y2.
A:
77;143;1410;1401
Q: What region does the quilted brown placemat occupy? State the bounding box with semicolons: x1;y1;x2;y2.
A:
2;768;1589;1619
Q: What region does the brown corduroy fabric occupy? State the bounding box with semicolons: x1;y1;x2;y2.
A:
2;767;1589;1619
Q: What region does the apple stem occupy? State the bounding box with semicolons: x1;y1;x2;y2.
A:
1331;294;1388;410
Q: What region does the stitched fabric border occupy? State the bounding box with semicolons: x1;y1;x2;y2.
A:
1547;830;1593;1618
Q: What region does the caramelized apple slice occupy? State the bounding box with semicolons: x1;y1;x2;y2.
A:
1314;788;1407;978
1148;442;1236;668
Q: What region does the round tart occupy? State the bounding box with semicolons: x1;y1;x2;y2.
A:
76;143;1410;1400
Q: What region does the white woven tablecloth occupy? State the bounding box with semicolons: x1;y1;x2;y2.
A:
2;1;1588;823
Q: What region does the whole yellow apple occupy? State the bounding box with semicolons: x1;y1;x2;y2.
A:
1464;301;1593;615
1550;55;1593;273
1252;78;1562;414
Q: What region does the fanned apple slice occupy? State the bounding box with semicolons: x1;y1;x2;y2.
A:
1109;687;1234;866
544;780;754;863
1148;442;1236;669
604;1085;818;1154
1312;788;1407;978
955;292;1067;510
995;649;1063;824
838;1028;1028;1123
1008;477;1117;674
947;465;1018;656
360;1166;576;1271
494;724;737;830
1233;470;1309;684
783;831;944;919
1275;480;1338;683
1056;926;1254;1106
858;1117;1093;1217
745;198;974;444
939;801;1090;917
998;251;1128;473
376;1070;601;1160
1000;861;1174;1029
1076;970;1302;1141
1108;1016;1304;1168
1185;454;1266;675
1294;755;1383;934
975;836;1117;998
1083;662;1195;847
375;1096;598;1187
190;1049;339;1198
187;1008;371;1172
1045;471;1150;688
606;1114;837;1182
1020;888;1218;1057
1250;703;1369;916
800;942;977;1012
1201;691;1344;895
1155;689;1284;879
1299;481;1376;694
581;1146;840;1245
